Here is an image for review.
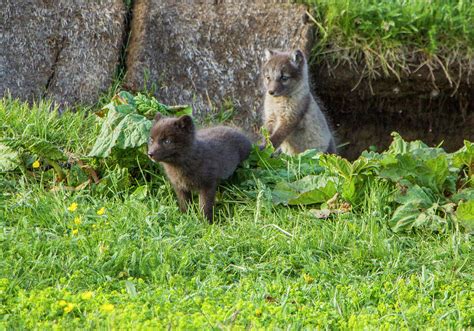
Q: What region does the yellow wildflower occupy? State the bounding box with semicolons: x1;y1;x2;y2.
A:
67;202;78;212
255;308;262;317
99;243;107;254
72;229;79;236
96;207;105;215
58;300;67;307
64;303;74;313
303;274;314;284
81;291;93;300
32;160;40;169
92;224;97;229
101;303;115;312
74;216;82;225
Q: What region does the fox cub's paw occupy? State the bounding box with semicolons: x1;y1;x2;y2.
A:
271;147;282;158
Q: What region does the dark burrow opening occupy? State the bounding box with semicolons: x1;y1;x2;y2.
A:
312;62;474;159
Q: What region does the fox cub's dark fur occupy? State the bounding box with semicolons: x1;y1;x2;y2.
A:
148;114;251;222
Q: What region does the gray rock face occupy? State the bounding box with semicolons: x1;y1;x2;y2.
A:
125;0;313;131
0;0;125;106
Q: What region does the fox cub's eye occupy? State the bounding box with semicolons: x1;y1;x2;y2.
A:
280;75;290;82
162;138;172;145
265;76;270;81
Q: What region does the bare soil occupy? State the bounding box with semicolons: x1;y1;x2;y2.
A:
312;61;474;159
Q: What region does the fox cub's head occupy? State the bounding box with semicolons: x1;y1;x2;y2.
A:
147;114;195;162
262;49;307;97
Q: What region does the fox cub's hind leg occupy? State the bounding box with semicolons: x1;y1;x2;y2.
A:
175;188;192;212
199;184;217;223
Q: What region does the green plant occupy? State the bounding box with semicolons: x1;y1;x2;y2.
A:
89;91;192;159
1;96;473;329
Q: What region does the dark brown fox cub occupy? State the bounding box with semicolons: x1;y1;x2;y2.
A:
147;114;251;222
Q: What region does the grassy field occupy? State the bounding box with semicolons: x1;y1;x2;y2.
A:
1;96;473;329
301;0;474;78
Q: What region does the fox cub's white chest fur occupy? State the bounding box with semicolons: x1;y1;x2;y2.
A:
262;49;336;155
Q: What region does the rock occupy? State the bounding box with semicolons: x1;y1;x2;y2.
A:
0;0;125;106
125;0;313;132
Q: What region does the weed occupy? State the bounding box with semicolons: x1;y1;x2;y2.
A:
0;96;473;328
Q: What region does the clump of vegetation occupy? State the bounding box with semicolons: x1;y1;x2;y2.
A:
1;94;473;328
301;0;474;81
1;92;472;230
89;91;191;158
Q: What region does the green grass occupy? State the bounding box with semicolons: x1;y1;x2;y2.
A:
1;98;473;329
301;0;474;80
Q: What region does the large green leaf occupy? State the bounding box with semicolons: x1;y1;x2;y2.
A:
341;180;356;202
412;207;448;232
118;91;136;106
134;93;169;116
452;140;473;169
90;91;193;158
97;91;136;118
272;175;338;205
115;113;153;150
456;200;474;231
452;140;474;187
387;132;429;154
389;202;420;232
451;188;474;203
244;144;286;170
390;185;444;232
172;105;193;117
394;185;435;207
0;143;19;172
380;153;454;194
319;154;378;203
319;154;353;179
89;110;127;158
380;132;461;194
89;110;152;158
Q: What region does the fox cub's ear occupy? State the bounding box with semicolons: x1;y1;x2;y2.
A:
153;112;163;124
264;49;275;61
291;49;305;66
175;115;194;132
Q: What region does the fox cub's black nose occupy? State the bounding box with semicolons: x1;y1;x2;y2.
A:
269;90;275;95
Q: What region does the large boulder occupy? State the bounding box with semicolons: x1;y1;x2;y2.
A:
125;0;313;132
0;0;125;106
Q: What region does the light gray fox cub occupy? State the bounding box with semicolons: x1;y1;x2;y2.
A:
262;49;336;155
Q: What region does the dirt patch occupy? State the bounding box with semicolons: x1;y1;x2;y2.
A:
313;60;474;159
